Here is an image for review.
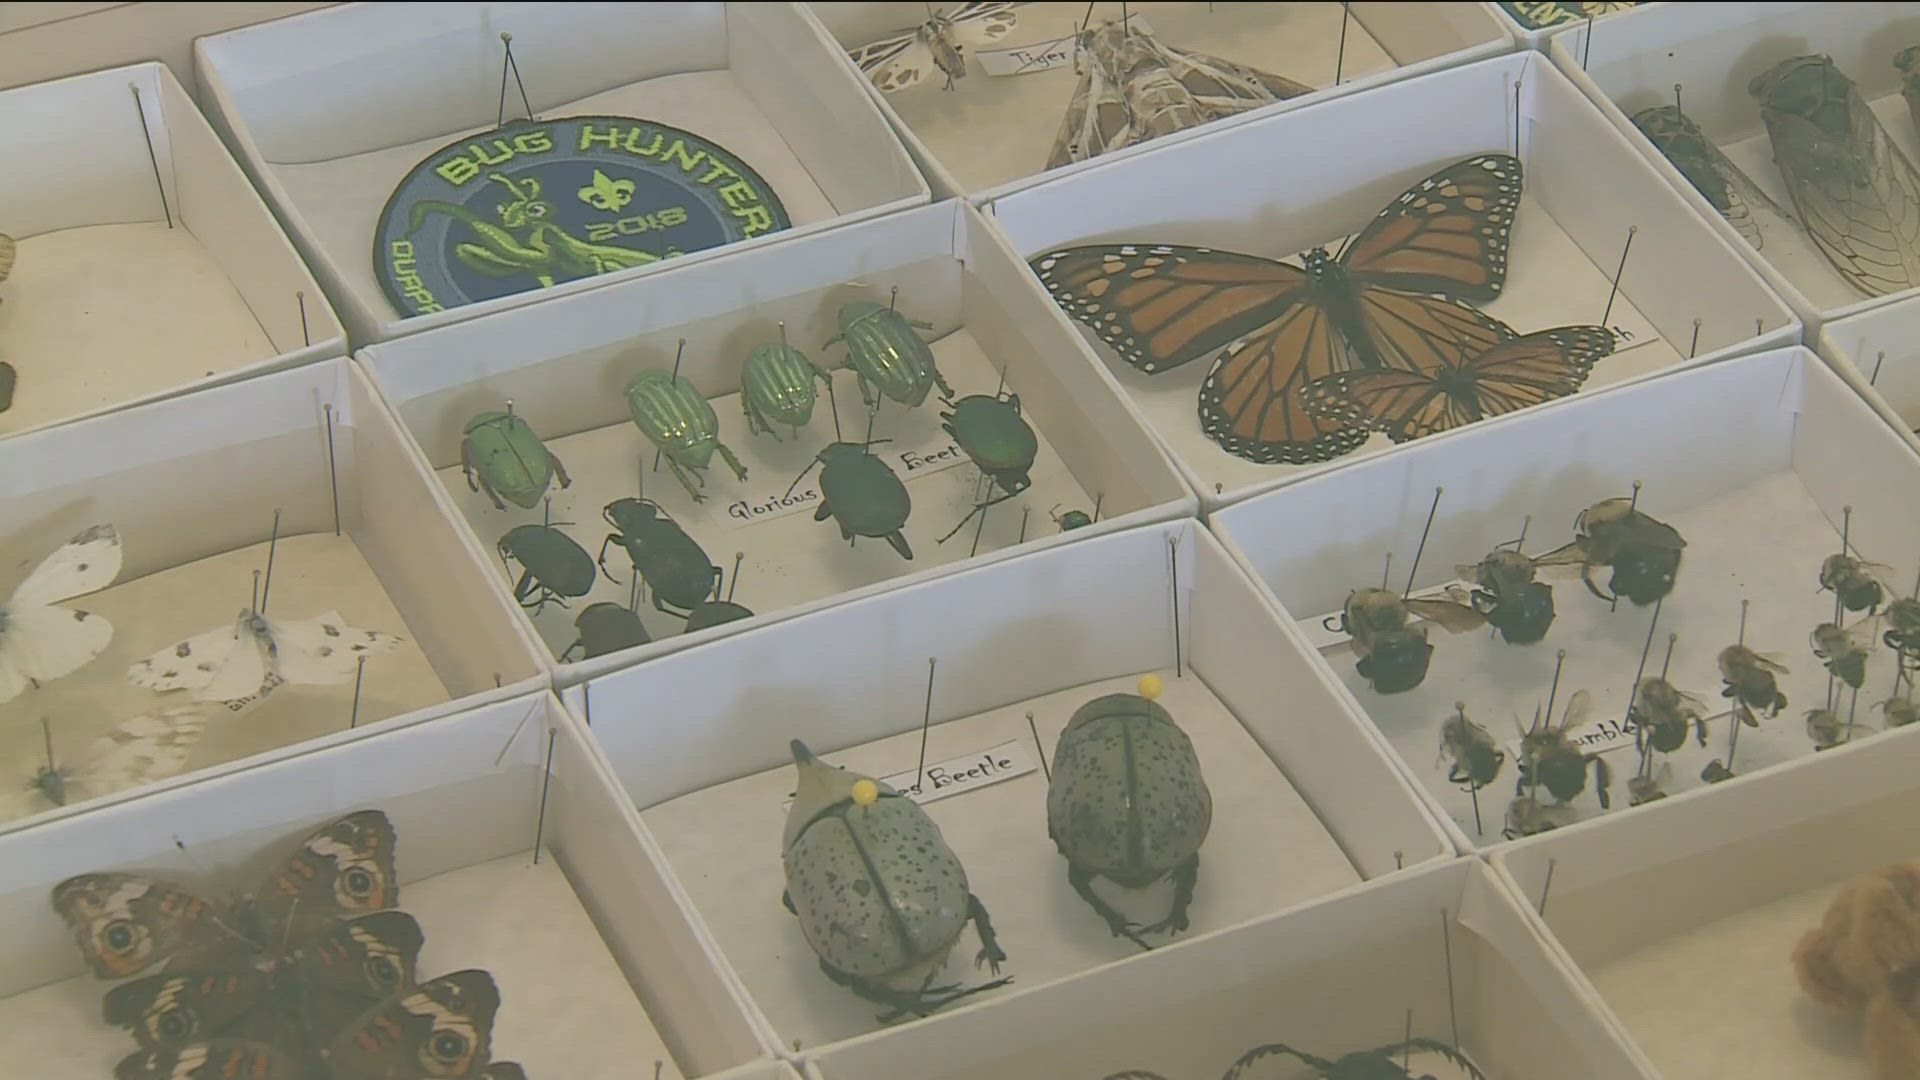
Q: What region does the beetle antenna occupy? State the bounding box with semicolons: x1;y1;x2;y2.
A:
915;658;937;795
260;509;283;615
727;552;743;602
783;457;819;499
1403;487;1442;598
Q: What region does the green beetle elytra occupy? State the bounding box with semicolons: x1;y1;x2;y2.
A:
461;407;571;510
782;740;1009;1020
742;326;832;438
625;366;748;502
1047;676;1212;949
824;294;953;409
938;391;1039;544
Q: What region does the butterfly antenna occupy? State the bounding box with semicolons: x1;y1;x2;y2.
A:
259;509;282;616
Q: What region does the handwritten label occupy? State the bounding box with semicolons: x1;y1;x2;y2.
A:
1298;580;1474;652
783;738;1037;810
975;15;1155;77
721;439;972;530
1503;715;1640;761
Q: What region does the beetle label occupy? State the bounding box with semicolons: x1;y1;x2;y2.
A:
722;434;974;530
782;739;1037;810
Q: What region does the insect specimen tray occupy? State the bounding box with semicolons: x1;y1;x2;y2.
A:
194;1;926;343
0;62;342;439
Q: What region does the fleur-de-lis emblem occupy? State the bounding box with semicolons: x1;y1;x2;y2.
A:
579;169;635;212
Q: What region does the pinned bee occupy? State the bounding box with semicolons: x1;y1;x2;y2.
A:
1538;493;1686;606
1805;707;1871;751
1627;761;1675;806
1339;586;1485;694
1821;552;1895;615
1504;793;1578;839
1812;619;1878;691
1880;695;1920;728
1459;544;1555;645
1628;676;1711;754
1516;690;1612;811
1437;702;1504;791
1719;644;1789;719
1883;595;1920;669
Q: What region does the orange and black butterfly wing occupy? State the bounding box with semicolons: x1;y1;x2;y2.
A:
1351;289;1513;373
1030;244;1309;373
1341;154;1523;302
1197;300;1372;463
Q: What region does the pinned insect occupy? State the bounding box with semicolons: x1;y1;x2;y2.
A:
1120;1036;1488;1080
1812;619;1878;691
1750;54;1920;299
2;707;209;820
625;367;748;502
792;439;914;560
1516;690;1612;811
1048;675;1211;949
1822;551;1896;615
1459;543;1555;645
460;406;571;511
1719;644;1789;719
1539;493;1686;606
845;1;1023;94
1627;761;1675;806
1632;100;1787;248
597;498;720;618
1883;595;1920;669
782;740;1009;1020
685;554;753;632
1628;676;1710;754
741;325;831;438
1504;792;1578;838
1340;586;1485;694
497;523;595;614
1438;702;1504;791
1805;707;1871;751
938;390;1038;544
560;602;650;662
1054;507;1092;531
1882;695;1920;728
824;296;952;409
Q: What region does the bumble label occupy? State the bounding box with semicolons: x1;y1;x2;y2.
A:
975;14;1154;76
783;739;1036;811
375;115;791;317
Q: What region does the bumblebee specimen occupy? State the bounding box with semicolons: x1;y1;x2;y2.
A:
1805;707;1871;751
1821;552;1895;615
1100;1036;1488;1080
1459;547;1555;644
1627;761;1675;806
1881;696;1920;729
1812;619;1878;690
1438;702;1504;790
1516;690;1611;810
1539;497;1686;606
1504;793;1579;839
1628;676;1711;754
1339;587;1485;694
1719;644;1789;718
1882;596;1920;667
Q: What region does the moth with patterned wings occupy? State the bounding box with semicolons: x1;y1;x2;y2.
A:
0;524;123;703
848;1;1025;93
1048;17;1311;170
1;704;209;822
128;609;402;710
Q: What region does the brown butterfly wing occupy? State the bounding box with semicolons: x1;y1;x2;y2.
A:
1030;244;1308;373
104;970;285;1053
1197;300;1370;463
293;911;425;1045
325;970;502;1080
114;1040;307;1080
51;873;240;979
1341;155;1523;302
250;810;399;946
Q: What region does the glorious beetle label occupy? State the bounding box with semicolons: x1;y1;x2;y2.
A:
375;115;791;316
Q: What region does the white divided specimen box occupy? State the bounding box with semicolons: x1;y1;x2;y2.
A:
1213;347;1920;850
0;691;782;1079
360;199;1194;680
1818;289;1920;458
566;519;1452;1051
0;359;547;832
804;1;1511;201
987;49;1797;509
0;62;342;438
193;1;929;343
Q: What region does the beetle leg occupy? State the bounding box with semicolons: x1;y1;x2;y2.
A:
967;893;1009;974
1590;754;1612;810
595;534;628;585
715;441;749;482
513;569;537;606
560;640;584;663
1066;864;1152;950
1219;1044;1339;1080
856;373;877;409
1138;854;1199;938
549;450;572;490
813;502;833;522
664;458;705;502
461;441;480;492
928;361;954;400
885;531;914;560
653;591;694;619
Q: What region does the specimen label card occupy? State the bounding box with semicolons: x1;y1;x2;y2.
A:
975;15;1155;77
783;738;1037;810
720;431;972;531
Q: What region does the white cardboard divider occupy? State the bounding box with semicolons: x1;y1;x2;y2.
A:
0;357;547;834
1211;347;1920;852
1491;715;1920;1079
985;50;1797;511
0;62;344;438
804;858;1649;1080
1816;293;1920;457
359;199;1195;682
0;691;778;1078
565;519;1452;1052
193;1;929;345
0;3;332;94
1548;2;1920;327
801;1;1513;203
1494;1;1662;49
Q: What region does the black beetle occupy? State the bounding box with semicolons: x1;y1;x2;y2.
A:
561;602;651;661
597;498;722;617
790;440;913;560
685;552;754;631
938;391;1039;543
498;524;595;614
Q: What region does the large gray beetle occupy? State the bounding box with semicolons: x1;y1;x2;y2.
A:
1047;675;1212;949
781;740;1009;1020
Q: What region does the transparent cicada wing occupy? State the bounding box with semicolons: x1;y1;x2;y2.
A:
1633;105;1790;249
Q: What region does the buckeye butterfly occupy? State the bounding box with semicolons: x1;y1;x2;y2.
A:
1031;155;1533;464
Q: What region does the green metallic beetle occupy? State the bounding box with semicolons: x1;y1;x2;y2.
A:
937;391;1039;544
782;739;1009;1019
1047;676;1211;949
741;325;832;438
824;295;953;409
461;407;571;510
625;368;748;502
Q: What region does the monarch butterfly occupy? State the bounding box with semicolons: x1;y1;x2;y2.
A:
1031;155;1524;463
1300;326;1614;444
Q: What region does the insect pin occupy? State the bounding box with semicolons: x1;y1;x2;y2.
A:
1537;489;1686;606
1719;644;1788;719
460;403;570;510
823;292;952;410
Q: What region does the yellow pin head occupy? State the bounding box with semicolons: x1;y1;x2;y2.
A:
1138;674;1163;701
851;778;879;807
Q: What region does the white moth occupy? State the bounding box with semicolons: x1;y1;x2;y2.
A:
1047;18;1312;169
129;609;402;709
0;525;122;703
848;1;1024;93
1;704;209;820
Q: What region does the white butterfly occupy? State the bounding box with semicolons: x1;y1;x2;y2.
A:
128;609;402;708
1;704;209;821
0;524;123;703
848;1;1025;93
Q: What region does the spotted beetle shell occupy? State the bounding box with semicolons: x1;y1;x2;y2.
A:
785;776;970;981
835;301;939;407
1047;693;1211;888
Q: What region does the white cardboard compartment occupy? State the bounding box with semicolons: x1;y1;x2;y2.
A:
0;691;777;1079
192;1;929;345
803;1;1512;202
360;199;1195;681
1549;2;1920;325
804;858;1648;1080
566;519;1452;1052
0;3;333;94
1492;715;1920;1079
0;358;547;833
0;62;344;438
1815;293;1920;457
986;50;1797;511
1211;347;1920;852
